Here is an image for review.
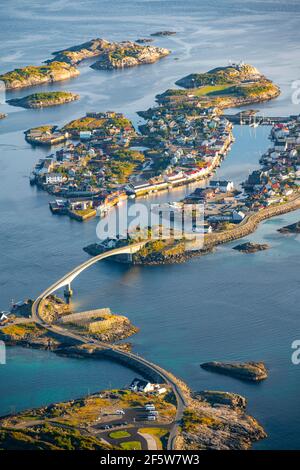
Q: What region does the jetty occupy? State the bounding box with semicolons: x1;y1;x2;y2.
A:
224;112;294;125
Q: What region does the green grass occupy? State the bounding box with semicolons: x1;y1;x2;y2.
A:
109;430;131;439
120;440;142;450
138;427;167;437
193;84;233;96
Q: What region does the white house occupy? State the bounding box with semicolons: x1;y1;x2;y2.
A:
130;378;155;393
210;180;234;193
45;173;65;184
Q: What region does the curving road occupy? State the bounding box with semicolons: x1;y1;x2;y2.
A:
31;242;187;450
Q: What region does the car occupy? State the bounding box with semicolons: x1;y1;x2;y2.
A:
145;405;155;411
147;415;156;421
148;410;159;416
115;409;125;415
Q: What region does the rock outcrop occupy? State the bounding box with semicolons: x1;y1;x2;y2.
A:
194;390;247;410
201;361;268;382
278;221;300;234
233;242;269;253
180;391;266;450
91;42;170;70
0;62;79;90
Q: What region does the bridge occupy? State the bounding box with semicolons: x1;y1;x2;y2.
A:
31;240;187;450
40;241;148;298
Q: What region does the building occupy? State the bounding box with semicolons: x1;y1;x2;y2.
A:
210;180;234;192
130;378;155;393
45;173;65;185
79;131;92;141
209;210;245;223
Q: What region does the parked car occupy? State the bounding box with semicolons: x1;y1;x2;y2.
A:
147;415;156;421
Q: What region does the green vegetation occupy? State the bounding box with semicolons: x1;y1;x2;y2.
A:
192;84;233;96
0;425;113;450
27;125;54;134
8;91;79;108
0;323;45;340
0;62;77;88
72;208;96;217
236;83;276;97
105;160;136;183
63;115;133;132
182;409;221;433
139;427;167;437
120;440;142;450
109;430;131;439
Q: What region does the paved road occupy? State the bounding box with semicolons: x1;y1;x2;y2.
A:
31;244;187;450
138;431;158;450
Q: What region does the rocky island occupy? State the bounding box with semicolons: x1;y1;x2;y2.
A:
200;361;268;382
7;91;79;109
49;37;169;68
233;242;270;253
0;62;79;90
0;387;176;450
158;62;280;108
0;38;170;91
151;31;177;36
90;41;170;70
278;220;300;234
0;295;138;352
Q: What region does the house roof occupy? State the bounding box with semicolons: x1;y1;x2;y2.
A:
130;378;150;388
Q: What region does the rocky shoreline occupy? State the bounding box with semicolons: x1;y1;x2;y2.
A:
177;389;266;450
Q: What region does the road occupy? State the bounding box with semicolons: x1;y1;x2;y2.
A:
31;243;187;450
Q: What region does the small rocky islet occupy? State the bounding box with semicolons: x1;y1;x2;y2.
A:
7;91;79;109
278;220;300;234
150;31;177;36
233;242;270;253
0;37;170;90
200;361;268;382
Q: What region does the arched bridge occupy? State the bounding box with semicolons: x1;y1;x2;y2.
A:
31;240;187;449
41;240;148;299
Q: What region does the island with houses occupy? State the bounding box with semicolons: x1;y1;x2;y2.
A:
25;62;300;263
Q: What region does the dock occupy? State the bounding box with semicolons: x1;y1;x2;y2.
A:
224;112;294;125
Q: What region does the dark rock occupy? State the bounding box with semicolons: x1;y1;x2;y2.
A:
194;390;247;409
278;221;300;234
200;361;268;382
233;242;269;253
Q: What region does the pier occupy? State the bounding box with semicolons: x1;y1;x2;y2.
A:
224;112;293;125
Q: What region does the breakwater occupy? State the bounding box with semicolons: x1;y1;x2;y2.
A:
205;193;300;248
